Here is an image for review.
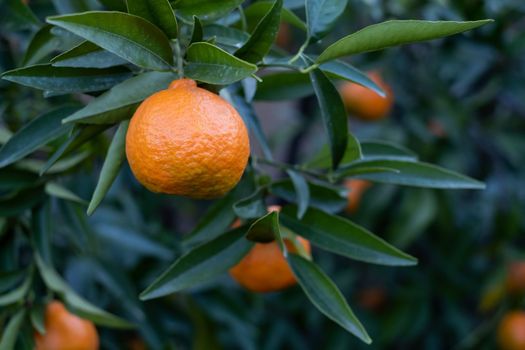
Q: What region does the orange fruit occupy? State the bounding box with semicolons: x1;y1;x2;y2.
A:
126;78;250;199
34;301;99;350
357;287;387;312
506;262;525;296
344;179;372;213
229;206;311;292
339;71;394;121
276;23;291;49
497;311;525;350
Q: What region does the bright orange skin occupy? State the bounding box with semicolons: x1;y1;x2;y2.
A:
229;205;311;292
506;262;525;296
344;179;372;213
34;301;99;350
339;71;394;121
497;311;525;350
126;79;250;199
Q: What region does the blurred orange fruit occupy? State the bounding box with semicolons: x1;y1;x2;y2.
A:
126;78;250;199
339;71;394;121
344;179;372;213
34;301;99;350
357;287;387;312
497;311;525;350
506;261;525;296
229;205;311;292
276;22;291;48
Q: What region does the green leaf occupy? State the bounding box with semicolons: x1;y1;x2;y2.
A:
174;0;243;22
0;271;31;306
126;0;178;38
51;41;128;68
246;211;281;243
235;0;282;64
337;160;486;189
309;68;348;169
306;0;348;40
360;140;418;161
1;64;131;93
320;60;385;97
16;151;90;175
191;16;203;44
203;24;249;51
47;11;174;70
22;25;62;66
0;169;40;192
270;178;348;214
34;253;133;328
0;187;46;217
288;254;371;343
0;270;25;294
185;42;257;85
63;71;176;124
281;205;418;266
306;132;361;169
31;202;52;264
286;170;309;219
0;309;26;350
140;227;253;300
87;121;128;215
0;106;78;168
316;19;494;64
45;182;87;205
243;2;306;31
233;188;267;219
30;304;46;335
41;125;110;175
254;71;312;101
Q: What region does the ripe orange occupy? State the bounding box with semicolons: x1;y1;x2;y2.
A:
126;78;250;199
344;179;372;213
34;301;99;350
506;262;525;296
497;311;525;350
339;71;394;121
229;206;311;292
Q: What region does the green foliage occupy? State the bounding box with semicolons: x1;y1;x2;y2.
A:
0;0;503;348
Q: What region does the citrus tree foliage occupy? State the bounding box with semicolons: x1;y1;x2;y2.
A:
0;0;492;348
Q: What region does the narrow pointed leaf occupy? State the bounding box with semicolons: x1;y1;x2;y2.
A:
63;71;176;124
126;0;178;38
45;182;87;204
281;205;418;266
174;0;243;22
35;253;133;328
47;11;174;70
306;132;361;169
0;272;31;306
87;121;128;215
337;160;486;189
306;0;348;40
190;16;203;44
0;309;26;350
140;227;253;300
22;25;62;66
288;254;371;343
360;140;418;161
309;68;348;169
286;170;309;219
30;304;46;335
51;41;128;68
0;106;77;168
243;2;306;31
246;211;281;243
185;42;257;85
1;64;131;93
233;188;267;219
320;60;385;97
235;0;282;64
316;19;494;64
